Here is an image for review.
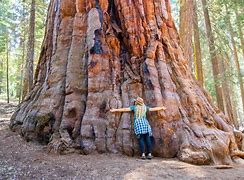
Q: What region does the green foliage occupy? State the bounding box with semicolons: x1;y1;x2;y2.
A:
0;0;49;101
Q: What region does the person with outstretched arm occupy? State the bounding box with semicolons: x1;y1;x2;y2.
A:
110;97;166;160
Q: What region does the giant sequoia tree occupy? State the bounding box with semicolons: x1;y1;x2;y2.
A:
10;0;244;165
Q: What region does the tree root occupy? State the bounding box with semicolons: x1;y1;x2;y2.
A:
231;150;244;158
47;133;82;155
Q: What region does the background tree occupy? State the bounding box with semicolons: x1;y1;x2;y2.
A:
6;34;10;103
201;0;225;112
211;0;244;125
179;0;194;70
0;0;11;99
234;6;244;61
0;0;48;102
173;0;244;124
192;0;204;86
221;54;238;127
22;0;36;99
225;5;244;120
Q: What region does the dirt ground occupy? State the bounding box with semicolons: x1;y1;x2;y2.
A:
1;101;244;179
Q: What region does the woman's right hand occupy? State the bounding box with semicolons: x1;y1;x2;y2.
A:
110;109;116;112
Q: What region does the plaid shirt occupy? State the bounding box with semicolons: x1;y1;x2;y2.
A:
130;106;152;136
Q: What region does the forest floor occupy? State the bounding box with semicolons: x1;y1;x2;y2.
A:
1;101;244;179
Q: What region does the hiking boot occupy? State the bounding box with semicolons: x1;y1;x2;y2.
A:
147;153;152;160
141;154;146;160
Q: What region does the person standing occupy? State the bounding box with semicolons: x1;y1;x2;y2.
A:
110;97;166;159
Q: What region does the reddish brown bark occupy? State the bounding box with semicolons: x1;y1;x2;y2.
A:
179;0;194;71
10;0;244;165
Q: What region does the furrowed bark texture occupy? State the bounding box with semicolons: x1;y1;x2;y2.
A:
10;0;244;165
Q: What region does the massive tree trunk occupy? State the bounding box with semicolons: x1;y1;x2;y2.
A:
10;0;244;165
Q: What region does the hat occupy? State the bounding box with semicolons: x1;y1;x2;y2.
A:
135;97;144;105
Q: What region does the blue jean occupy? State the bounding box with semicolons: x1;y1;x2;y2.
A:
137;133;152;154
